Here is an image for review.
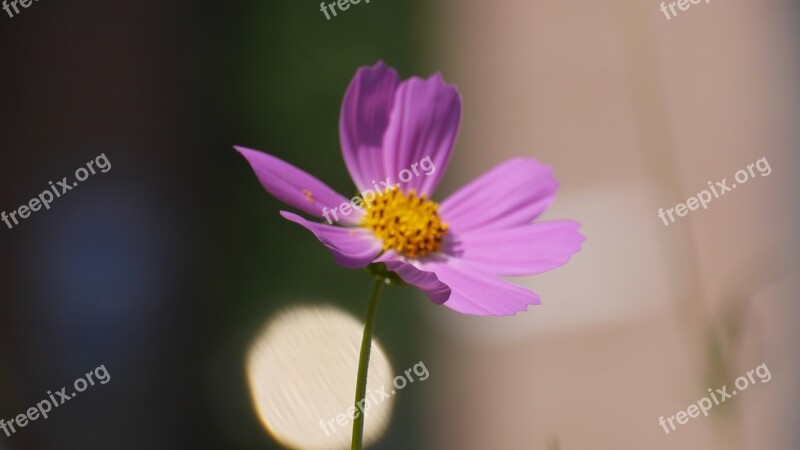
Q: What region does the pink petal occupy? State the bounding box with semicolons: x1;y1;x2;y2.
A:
235;146;363;225
419;257;540;316
374;252;451;304
440;158;558;232
339;61;399;192
382;74;461;197
443;220;585;276
280;211;382;269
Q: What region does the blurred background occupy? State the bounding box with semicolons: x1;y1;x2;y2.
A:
0;0;798;449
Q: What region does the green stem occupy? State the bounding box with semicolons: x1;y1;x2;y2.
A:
351;278;385;450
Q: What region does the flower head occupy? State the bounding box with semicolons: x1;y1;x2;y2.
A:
236;61;584;316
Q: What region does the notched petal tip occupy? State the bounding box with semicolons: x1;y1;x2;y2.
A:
382;72;462;197
340;62;401;192
446;219;585;277
233;145;255;155
412;257;541;316
235;146;363;225
440;157;561;232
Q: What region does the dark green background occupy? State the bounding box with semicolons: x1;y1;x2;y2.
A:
0;1;438;448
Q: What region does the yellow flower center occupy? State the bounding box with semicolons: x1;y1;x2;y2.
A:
362;188;448;258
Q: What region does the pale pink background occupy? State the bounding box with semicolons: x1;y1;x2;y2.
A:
422;0;800;448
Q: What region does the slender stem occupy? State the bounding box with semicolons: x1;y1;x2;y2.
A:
351;278;385;450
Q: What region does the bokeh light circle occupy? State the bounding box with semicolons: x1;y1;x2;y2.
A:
246;305;395;449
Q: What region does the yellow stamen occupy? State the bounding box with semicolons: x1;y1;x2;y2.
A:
362;188;447;258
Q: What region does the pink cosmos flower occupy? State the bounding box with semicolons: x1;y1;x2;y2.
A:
236;61;584;316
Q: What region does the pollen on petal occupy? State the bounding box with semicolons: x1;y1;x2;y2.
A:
301;189;315;203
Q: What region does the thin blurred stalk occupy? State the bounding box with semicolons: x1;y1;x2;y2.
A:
606;0;709;343
606;1;744;449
